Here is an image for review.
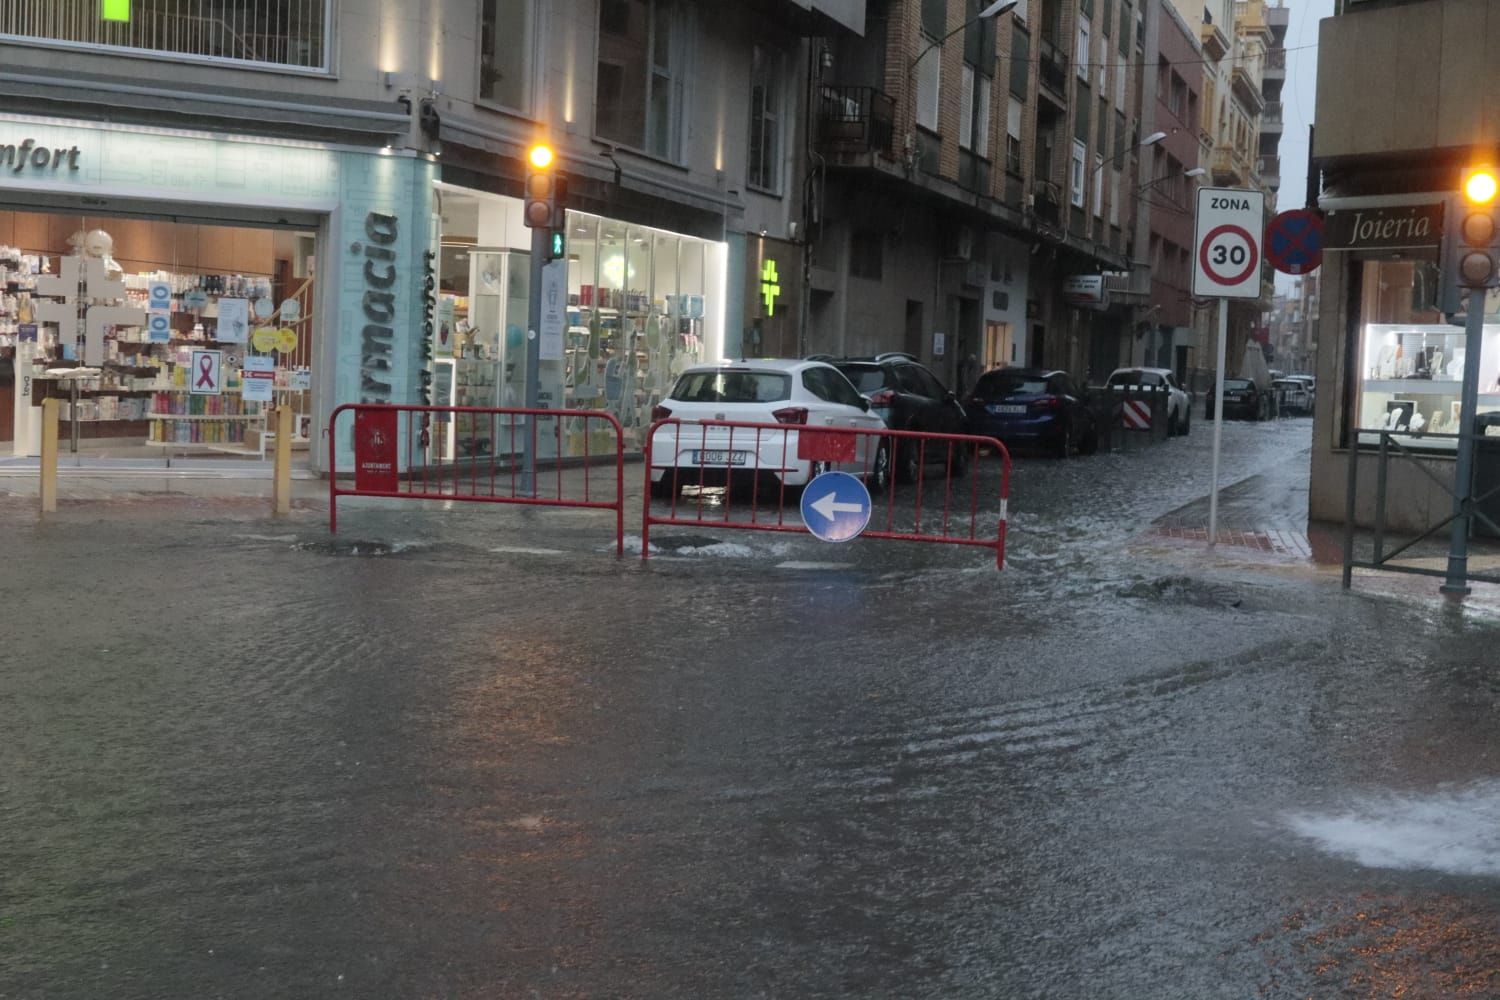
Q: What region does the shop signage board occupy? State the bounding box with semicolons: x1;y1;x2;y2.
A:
800;471;872;543
147;309;171;344
1193;188;1265;298
147;281;171;311
1324;202;1442;251
189;349;221;396
217;297;249;343
354;407;399;493
539;259;566;362
1062;274;1109;310
1265;209;1324;275
242;356;274;403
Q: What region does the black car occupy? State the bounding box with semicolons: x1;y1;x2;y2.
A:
1205;377;1272;420
965;368;1098;457
830;353;968;482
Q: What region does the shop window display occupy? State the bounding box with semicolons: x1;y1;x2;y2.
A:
1351;257;1500;451
432;187;722;458
0;212;316;458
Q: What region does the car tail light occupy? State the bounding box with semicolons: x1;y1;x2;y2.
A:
651;405;673;421
1031;396;1062;410
772;406;809;425
867;389;896;407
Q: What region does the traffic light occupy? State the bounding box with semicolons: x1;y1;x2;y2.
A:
1442;165;1500;313
524;144;557;229
548;230;566;261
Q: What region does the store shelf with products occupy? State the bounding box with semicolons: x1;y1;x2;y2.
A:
1356;323;1500;451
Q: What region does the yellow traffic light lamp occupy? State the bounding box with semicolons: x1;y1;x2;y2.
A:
1464;165;1498;205
528;144;554;170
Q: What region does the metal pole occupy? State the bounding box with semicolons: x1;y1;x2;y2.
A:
523;226;546;494
1440;286;1487;595
1208;298;1228;548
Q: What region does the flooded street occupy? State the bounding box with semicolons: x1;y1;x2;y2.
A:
3;418;1499;998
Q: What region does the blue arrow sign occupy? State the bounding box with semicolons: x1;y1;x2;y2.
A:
800;471;872;543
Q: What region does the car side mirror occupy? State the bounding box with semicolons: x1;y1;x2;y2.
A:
945;390;958;402
857;396;871;412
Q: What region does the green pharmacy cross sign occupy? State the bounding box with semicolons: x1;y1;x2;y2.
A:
103;0;130;22
760;259;782;317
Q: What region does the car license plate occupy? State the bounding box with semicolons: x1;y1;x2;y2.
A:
989;404;1026;415
691;450;747;466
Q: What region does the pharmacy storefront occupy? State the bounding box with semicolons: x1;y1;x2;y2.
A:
431;182;728;459
0;114;432;472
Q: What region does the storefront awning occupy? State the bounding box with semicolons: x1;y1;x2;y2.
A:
0;67;409;145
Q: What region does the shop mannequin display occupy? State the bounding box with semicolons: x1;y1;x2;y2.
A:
1429;409;1447;433
1409;410;1426;433
68;229;124;280
1431;351;1444;379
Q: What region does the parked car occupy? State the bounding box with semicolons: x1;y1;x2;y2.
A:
1104;367;1193;436
648;359;889;497
1205;377;1273;420
1273;377;1313;415
965;368;1098;457
830;353;969;482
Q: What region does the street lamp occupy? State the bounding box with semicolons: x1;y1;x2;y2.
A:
1138;165;1205;192
1088;130;1171;181
909;0;1020;71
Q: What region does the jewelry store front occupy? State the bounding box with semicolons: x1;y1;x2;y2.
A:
1310;200;1500;530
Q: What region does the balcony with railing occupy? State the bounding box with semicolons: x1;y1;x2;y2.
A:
0;0;329;70
816;85;896;160
1210;145;1252;185
1038;39;1070;104
1259;154;1281;190
1261;101;1283;135
1263;47;1286;80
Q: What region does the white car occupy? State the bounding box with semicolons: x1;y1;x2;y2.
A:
1105;367;1193;436
648;359;890;497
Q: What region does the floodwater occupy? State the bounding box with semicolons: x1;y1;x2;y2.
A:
3;417;1499;998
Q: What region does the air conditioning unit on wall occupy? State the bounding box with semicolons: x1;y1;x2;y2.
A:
943;226;974;261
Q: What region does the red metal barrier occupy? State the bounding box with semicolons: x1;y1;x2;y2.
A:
642;418;1011;568
328;403;626;556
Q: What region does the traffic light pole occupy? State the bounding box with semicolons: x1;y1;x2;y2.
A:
521;224;546;495
1441;287;1487;595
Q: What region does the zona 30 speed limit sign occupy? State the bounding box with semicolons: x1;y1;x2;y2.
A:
1192;187;1265;298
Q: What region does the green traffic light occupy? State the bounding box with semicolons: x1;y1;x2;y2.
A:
550;231;565;259
103;0;130;22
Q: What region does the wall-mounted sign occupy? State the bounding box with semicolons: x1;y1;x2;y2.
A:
1062;274;1109;309
1324;203;1443;251
760;260;782;317
0;139;81;176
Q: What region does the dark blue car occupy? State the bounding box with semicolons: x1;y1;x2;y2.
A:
965;368;1098;458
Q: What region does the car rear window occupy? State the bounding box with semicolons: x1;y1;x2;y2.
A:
836;365;889;395
974;371;1049;397
1109;370;1163;386
670;370;791;403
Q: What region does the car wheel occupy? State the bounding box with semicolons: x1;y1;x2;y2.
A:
649;476;675;500
897;439;921;484
948;441;970;476
870;441;893;492
1167;410;1181;437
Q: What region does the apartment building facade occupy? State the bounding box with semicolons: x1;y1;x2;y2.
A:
808;0;1155;389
